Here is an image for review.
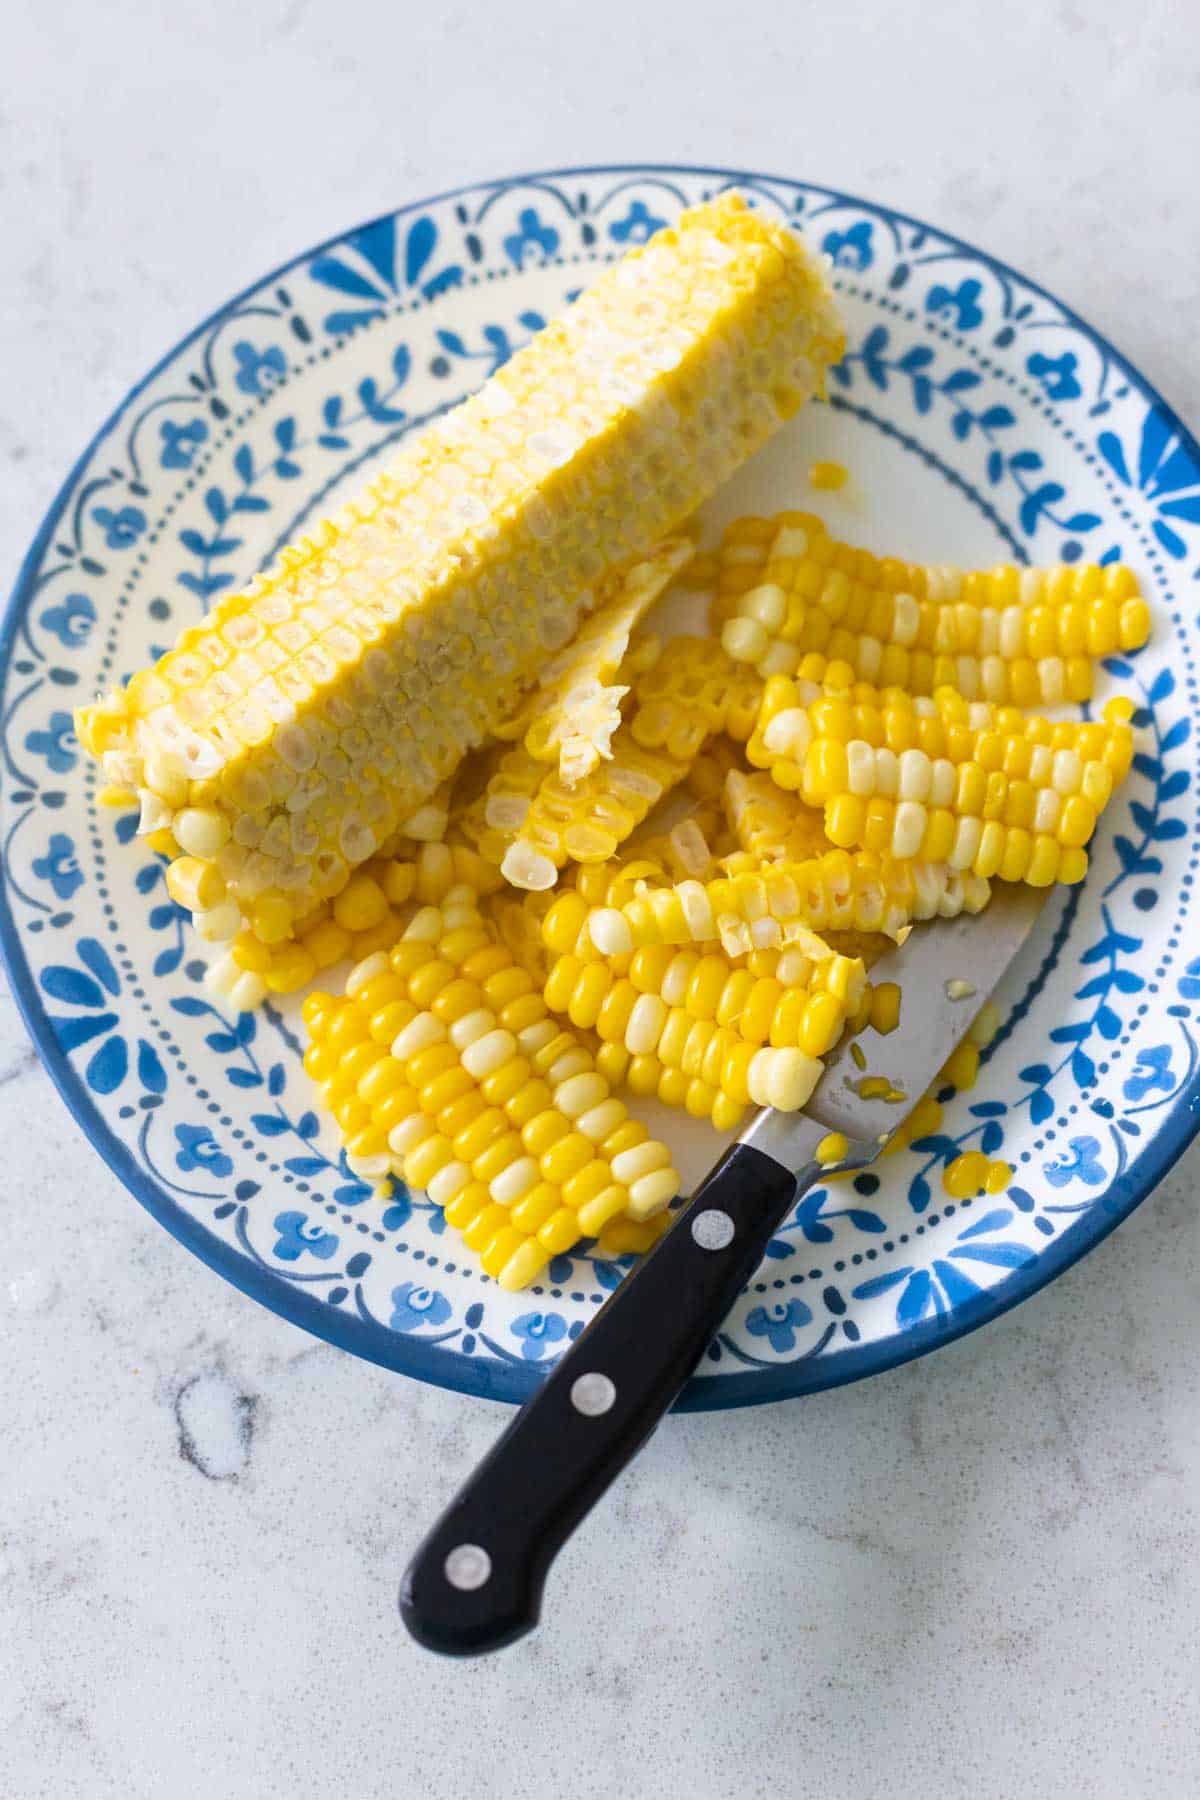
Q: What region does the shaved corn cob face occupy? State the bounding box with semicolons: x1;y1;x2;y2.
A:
78;195;843;956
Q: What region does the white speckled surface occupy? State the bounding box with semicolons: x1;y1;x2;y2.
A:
3;4;1200;1795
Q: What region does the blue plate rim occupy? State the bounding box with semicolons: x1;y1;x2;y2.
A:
2;159;1197;1410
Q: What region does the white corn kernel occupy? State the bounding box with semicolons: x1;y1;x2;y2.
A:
173;807;231;857
461;1028;517;1079
589;907;633;956
722;617;770;664
577;1099;627;1142
756;641;801;678
389;1114;433;1155
627;1168;679;1218
427;1161;472;1206
847;741;875;795
1033;788;1062;834
761;708;811;759
1052;749;1083;794
345;951;390;996
556;1072;608;1118
891;592;920;647
192;901;241;943
891;800;928;859
930;758;957;806
449;1009;496;1051
742;582;787;632
677;880;716;942
764;1047;822;1110
1028;745;1053;785
1038;657;1065;703
949;816;983;870
229;971;267;1013
611;1141;672;1184
490;1156;539;1205
898;748;932;802
392;1013;446;1061
625;994;668;1056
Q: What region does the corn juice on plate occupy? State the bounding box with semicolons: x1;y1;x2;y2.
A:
2;165;1198;1409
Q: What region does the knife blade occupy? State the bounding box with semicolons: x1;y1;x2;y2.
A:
399;884;1050;1656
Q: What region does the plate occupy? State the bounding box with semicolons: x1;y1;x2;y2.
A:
3;164;1198;1409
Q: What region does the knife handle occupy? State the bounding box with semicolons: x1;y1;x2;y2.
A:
399;1141;807;1656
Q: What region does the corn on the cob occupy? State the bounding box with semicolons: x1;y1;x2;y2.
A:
585;849;989;959
79;197;843;962
492;535;692;785
302;892;683;1287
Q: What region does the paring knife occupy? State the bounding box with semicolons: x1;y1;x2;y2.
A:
400;883;1047;1656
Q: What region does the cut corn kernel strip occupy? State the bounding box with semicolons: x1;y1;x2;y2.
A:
716;512;1150;698
589;850;990;959
302;896;681;1285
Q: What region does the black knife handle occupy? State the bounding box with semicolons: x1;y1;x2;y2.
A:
399;1141;810;1656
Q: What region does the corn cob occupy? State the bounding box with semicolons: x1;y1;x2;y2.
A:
585;849;990;959
302;893;682;1288
492;535;692;785
78;196;844;961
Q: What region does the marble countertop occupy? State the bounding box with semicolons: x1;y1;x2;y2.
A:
3;3;1199;1795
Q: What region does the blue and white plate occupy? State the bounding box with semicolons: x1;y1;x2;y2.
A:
3;165;1198;1407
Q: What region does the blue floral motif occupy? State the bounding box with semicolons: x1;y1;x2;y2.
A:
1027;351;1082;401
273;1209;338;1262
1180;957;1200;1001
745;1299;813;1354
510;1310;567;1361
92;504;146;548
175;1123;234;1179
38;592;95;647
821;221;873;269
159;418;208;469
609;200;666;245
1123;1044;1174;1103
925;278;984;330
37;937;165;1097
232;341;287;396
503;207;559;269
1043;1135;1106;1189
1098;405;1200;559
24;709;78;773
308;214;462;335
390;1282;452;1332
31;832;83;901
